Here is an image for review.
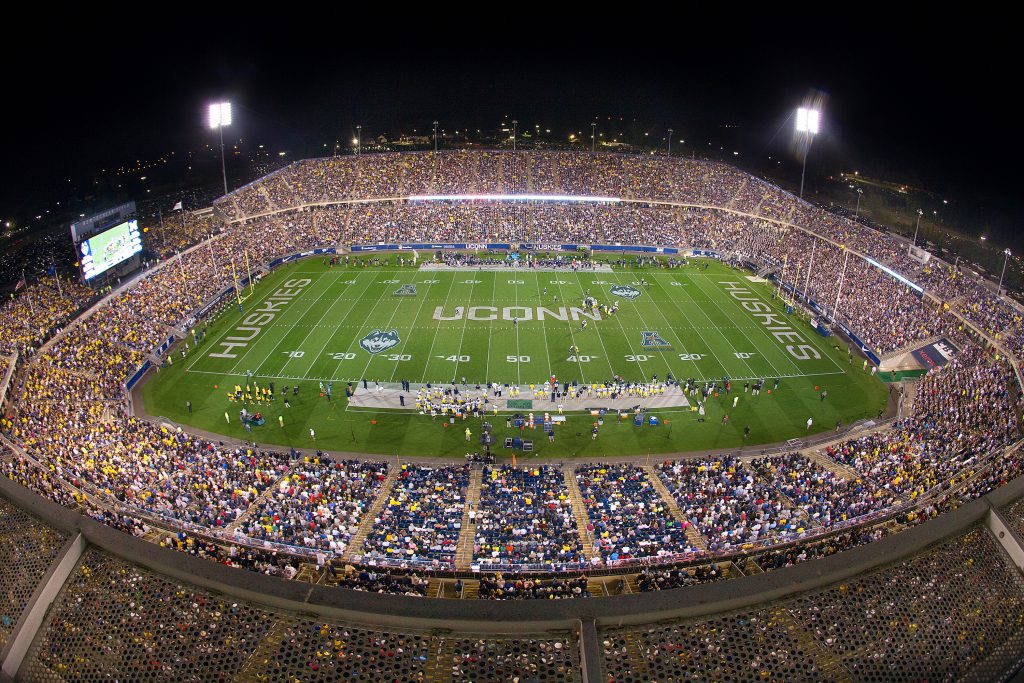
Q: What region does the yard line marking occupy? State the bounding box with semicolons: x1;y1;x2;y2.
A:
571;271;617;383
691;271;845;376
387;277;442;384
186;367;848;383
534;272;554;383
302;270;382;378
419;272;461;385
267;278;362;379
225;270;336;376
484;272;495;386
580;271;648;382
451;275;480;384
686;272;794;379
187;266;301;374
610;270;709;382
608;270;682;383
548;273;599;385
343;271;421;384
662;270;760;379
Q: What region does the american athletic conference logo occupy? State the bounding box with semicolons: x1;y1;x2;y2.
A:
359;329;401;355
641;331;672;348
610;284;642;300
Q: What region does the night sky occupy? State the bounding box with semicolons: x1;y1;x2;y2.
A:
3;17;1018;246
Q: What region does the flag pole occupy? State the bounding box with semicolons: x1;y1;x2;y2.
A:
178;250;190;301
230;258;243;312
244;250;254;296
24;271;35;318
157;207;164;251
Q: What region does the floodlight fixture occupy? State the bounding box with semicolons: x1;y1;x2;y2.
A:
1000;248;1013;296
795;106;821;199
795;107;820;135
208;102;232;196
208;102;232;129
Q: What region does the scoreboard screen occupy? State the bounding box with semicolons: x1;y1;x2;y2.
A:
80;219;142;280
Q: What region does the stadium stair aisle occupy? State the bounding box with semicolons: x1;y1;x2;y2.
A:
468;151;482;192
772;489;815;529
338;204;356;249
727;178;748;209
227;195;243;221
454;466;484;571
294;562;322;584
140;527;165;544
224;469;292;533
394;156;410;196
425;636;455;683
587;576;613;597
234;617;295;681
741;557;763;574
784;202;797;223
562;469;600;562
624;631;654;681
641;465;710;553
341;467;400;562
899;379;919;416
256;184;275;210
802;447;865;482
773;607;854;682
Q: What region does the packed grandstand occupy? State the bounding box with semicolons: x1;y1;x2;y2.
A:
1;149;1022;608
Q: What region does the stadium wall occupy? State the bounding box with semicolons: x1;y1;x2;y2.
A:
4;469;1024;680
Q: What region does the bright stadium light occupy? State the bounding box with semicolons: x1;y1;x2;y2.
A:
208;102;232;196
795;106;820;199
795;107;819;135
208;102;232;129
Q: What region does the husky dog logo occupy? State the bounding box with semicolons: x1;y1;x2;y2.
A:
641;331;672;348
394;284;417;297
610;284;642;300
359;329;401;355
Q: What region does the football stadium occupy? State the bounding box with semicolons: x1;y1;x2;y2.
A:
3;44;1024;680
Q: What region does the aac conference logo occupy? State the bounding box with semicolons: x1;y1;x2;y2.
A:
610;284;642;300
359;329;401;355
641;331;672;348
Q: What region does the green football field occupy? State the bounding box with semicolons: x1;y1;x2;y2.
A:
142;256;889;457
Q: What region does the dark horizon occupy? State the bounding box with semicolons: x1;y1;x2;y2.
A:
3;18;1018;249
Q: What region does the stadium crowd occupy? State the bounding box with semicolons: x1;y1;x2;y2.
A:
358;464;469;569
474;465;585;570
1;148;1023;600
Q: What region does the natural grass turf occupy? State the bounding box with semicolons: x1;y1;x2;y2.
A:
142;257;889;457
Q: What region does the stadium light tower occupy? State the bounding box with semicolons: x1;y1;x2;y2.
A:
667;129;673;156
855;188;863;218
795;107;820;199
433;120;439;153
591;122;596;153
912;208;924;247
999;248;1012;296
512;120;518;151
208;102;232;196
